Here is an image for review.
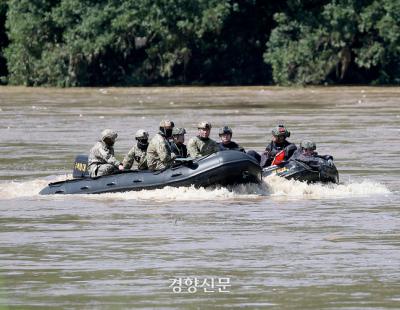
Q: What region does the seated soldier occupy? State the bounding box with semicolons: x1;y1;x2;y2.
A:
260;124;297;167
291;140;333;169
122;129;149;170
88;129;123;177
188;121;219;158
170;127;188;158
147;120;176;171
218;126;245;152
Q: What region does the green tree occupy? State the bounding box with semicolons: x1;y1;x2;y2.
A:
265;0;400;85
187;0;285;84
5;0;64;86
5;0;234;86
0;0;8;82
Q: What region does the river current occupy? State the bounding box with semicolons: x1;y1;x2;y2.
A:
0;86;399;309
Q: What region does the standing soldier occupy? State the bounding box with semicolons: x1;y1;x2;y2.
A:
188;121;219;158
88;129;123;177
122;129;149;170
170;127;188;158
146;120;176;170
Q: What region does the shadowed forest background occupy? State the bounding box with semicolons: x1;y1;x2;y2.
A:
0;0;399;87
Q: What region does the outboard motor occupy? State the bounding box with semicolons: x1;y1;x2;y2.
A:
72;155;89;178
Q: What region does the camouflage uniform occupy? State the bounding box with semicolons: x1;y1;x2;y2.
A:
88;142;120;177
171;127;187;158
171;142;188;158
290;140;333;169
146;133;176;170
122;145;148;170
188;136;219;158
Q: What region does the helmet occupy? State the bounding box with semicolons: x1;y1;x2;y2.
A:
172;127;186;136
101;129;118;142
135;129;149;140
159;120;174;128
197;121;212;129
272;124;290;138
219;126;233;136
300;140;316;151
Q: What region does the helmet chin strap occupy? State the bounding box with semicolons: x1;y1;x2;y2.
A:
137;140;148;150
159;127;167;136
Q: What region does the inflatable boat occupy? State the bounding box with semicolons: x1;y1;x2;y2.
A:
262;159;339;184
39;151;262;195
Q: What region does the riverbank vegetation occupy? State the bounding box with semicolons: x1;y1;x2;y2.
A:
0;0;399;87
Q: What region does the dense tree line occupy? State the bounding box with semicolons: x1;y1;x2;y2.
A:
0;0;398;86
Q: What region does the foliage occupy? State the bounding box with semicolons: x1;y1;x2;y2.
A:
4;0;234;86
1;0;399;86
265;0;400;85
0;0;8;82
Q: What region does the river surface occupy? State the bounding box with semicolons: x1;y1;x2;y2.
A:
0;86;399;309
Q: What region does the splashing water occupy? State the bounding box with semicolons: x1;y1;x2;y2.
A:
0;174;391;201
264;175;391;199
0;175;70;199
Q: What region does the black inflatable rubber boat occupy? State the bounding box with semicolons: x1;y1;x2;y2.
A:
39;151;262;195
262;159;339;184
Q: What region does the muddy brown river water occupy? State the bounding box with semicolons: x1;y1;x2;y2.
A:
0;86;399;309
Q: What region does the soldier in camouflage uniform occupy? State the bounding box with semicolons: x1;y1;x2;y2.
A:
188;121;219;158
122;129;149;170
170;127;188;158
146;120;176;171
290;140;333;168
88;129;123;177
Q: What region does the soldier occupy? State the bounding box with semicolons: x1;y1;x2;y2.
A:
291;140;334;168
218;126;245;152
146;120;176;170
88;129;123;177
122;129;149;170
170;127;188;158
188;121;219;158
260;124;297;167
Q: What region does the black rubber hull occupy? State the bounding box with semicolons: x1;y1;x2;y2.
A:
262;160;339;184
39;151;262;195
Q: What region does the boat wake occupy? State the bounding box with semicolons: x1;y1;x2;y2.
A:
264;175;391;199
0;175;391;201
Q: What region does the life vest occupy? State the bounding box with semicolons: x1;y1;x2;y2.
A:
271;150;285;166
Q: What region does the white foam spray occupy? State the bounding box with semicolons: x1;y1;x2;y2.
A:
264;175;391;199
0;174;391;201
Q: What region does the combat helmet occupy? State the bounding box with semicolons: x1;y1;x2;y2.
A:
135;129;149;140
172;127;186;136
300;139;316;151
271;124;290;138
159;120;174;128
101;129;118;142
219;126;233;136
197;121;212;129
